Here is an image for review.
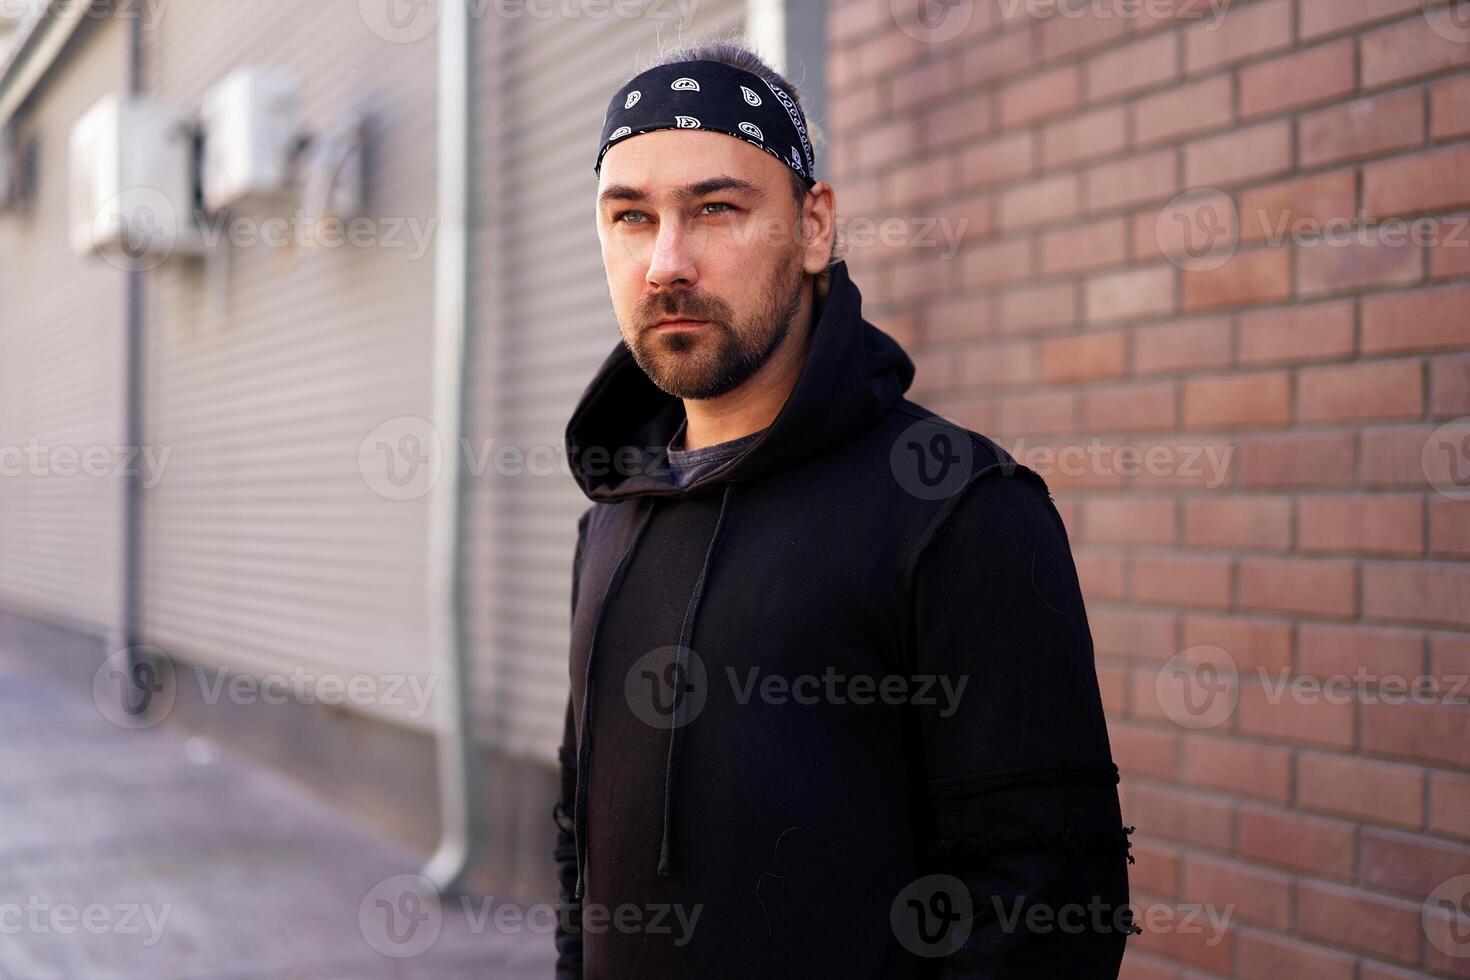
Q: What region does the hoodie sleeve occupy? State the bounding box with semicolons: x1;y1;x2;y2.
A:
554;509;593;979
906;461;1134;978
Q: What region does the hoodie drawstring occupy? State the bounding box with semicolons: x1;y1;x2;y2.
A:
573;498;656;902
657;482;737;878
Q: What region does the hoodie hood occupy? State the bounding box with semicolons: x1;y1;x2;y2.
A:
565;259;915;499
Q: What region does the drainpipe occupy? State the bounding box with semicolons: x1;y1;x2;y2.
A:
421;0;477;894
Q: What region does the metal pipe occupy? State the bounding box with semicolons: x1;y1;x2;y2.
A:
421;0;478;894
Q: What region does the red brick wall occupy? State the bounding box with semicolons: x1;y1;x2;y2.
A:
828;1;1470;975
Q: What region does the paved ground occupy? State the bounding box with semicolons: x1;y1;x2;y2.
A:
0;656;558;980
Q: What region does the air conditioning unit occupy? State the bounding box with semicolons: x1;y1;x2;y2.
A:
200;69;301;213
69;94;201;260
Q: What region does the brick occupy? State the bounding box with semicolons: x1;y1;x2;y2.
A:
1113;720;1181;780
1296;237;1424;298
890;156;956;209
1430;497;1470;556
1041;330;1126;382
1236;930;1356;980
1085;31;1178;102
1001;65;1081;127
1300;494;1425;555
922;290;993;345
1298;361;1426;424
999;174;1079;230
922;91;991;149
1181;735;1290;803
1297;751;1425;828
1182;614;1292;672
855;117;920;171
996;391;1077;435
962;28;1035;88
959;237;1033;288
1238;301;1356;365
1299;0;1420;40
1363;424;1450;488
1239;170;1359;246
1363;697;1470;767
999;282;1077;332
1235;432;1358;488
1086;266;1176;323
961;131;1037;188
1184;497;1291;552
1238;557;1358;618
1183;249;1292;312
1042;106;1127;169
1129;836;1181;897
1184;857;1292;931
1240;40;1357;118
1040;217;1127;276
1184;121;1292;188
854;30;927;81
1432;75;1470;139
1085;150;1179;213
1298;623;1426;679
1184;0;1292;75
1430;223;1470;281
1041;8;1127;61
892;58;956;113
1133;76;1234;147
1183;372;1291;429
1133;553;1233;609
1430;771;1470;839
1365;144;1470;219
1132;318;1233;375
1090;607;1179;662
1298;90;1426;169
1080;381;1178;434
1298;881;1422;964
1126;783;1233;849
1362;9;1470;88
1084;495;1177;546
1238;807;1355;877
955;339;1035;389
1360;826;1470;897
1077;551;1127;602
1128;436;1240;492
1363;285;1470;354
1364;560;1470;628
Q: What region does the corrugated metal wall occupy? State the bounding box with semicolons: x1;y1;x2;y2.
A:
136;0;440;728
0;17;129;636
465;3;753;758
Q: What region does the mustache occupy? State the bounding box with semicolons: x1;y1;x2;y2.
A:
639;294;728;329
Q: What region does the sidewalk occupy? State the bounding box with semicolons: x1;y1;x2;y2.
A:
0;656;558;980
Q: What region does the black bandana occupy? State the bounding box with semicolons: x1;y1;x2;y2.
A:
595;60;817;187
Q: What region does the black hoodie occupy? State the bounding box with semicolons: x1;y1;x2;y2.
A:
552;260;1133;978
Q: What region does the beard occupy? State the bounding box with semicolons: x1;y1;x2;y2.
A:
625;252;805;401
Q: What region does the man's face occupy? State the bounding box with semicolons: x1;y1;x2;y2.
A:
595;130;809;400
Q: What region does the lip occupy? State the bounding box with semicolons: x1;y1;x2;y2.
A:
652;318;710;330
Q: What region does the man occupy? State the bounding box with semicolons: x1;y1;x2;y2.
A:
553;41;1134;979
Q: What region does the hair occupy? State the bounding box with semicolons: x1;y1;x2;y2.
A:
640;36;841;271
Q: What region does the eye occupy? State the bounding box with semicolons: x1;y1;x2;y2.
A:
613;210;649;224
702;202;735;216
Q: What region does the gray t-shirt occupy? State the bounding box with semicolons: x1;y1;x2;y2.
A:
664;419;767;489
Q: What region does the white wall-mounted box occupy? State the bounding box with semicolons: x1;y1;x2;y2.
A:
200;69;301;213
69;94;200;260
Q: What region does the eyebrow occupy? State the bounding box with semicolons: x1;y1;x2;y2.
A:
598;175;766;209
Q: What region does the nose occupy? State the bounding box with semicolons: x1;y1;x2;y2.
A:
645;218;701;291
